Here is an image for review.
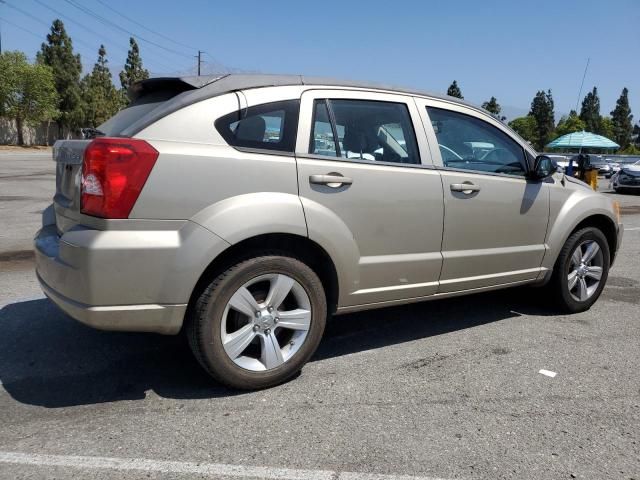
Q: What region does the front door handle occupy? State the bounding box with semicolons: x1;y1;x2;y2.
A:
309;173;353;188
450;182;481;194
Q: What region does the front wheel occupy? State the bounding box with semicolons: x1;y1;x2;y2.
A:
550;227;610;313
186;255;327;390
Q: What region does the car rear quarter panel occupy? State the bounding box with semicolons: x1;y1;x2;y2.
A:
127;87;328;302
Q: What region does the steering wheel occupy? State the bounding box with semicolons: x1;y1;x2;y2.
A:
481;148;511;164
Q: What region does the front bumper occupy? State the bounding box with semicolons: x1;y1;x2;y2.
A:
34;216;229;335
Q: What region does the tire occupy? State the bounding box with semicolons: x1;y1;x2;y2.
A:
549;227;610;313
186;254;327;390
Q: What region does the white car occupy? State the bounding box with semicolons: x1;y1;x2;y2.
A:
542;154;570;172
610;161;640;193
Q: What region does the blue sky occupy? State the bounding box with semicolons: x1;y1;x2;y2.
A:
1;0;638;122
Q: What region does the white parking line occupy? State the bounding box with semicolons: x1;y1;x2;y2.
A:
625;227;640;231
0;451;453;480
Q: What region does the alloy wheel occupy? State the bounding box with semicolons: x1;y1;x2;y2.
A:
567;240;604;302
221;273;312;371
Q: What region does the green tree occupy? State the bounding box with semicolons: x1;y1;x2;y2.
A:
610;87;633;149
447;80;463;99
508;116;537;145
579;86;601;133
81;45;121;128
481;96;505;120
36;19;83;138
0;51;58;145
634;123;640;146
619;144;640;155
600;117;615;140
528;90;555;150
119;37;149;105
554;110;586;138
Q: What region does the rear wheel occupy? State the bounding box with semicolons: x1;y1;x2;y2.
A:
186;255;327;390
550;227;610;313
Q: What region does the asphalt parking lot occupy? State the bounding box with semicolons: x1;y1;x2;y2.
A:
0;152;638;480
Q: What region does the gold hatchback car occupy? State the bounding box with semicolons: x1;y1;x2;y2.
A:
35;74;622;389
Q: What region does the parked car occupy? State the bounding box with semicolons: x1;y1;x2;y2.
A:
589;156;613;177
541;154;570;172
607;161;621;175
35;74;623;389
606;156;640;176
610;161;640;193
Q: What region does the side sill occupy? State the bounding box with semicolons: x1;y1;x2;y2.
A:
335;278;537;315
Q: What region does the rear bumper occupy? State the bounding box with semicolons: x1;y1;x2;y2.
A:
34;217;229;335
37;271;186;334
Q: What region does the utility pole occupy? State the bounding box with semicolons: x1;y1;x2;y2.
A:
196;50;202;76
0;0;6;55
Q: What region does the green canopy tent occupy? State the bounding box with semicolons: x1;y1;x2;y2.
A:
546;131;619;152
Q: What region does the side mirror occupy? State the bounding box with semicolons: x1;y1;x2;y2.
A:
530;155;558;180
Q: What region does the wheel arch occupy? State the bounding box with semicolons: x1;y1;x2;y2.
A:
570;214;618;264
545;212;619;271
186;233;340;325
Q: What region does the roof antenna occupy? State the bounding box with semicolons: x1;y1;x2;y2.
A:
574;58;590;114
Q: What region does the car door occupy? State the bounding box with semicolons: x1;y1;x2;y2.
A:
295;89;444;308
415;98;550;293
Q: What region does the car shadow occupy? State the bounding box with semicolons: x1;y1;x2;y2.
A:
0;287;553;408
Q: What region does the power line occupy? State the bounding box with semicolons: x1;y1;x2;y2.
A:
574;57;590;113
31;0;127;55
0;15;44;41
203;51;228;73
62;0;194;59
30;0;179;73
0;15;98;70
2;0;50;28
2;0;210;75
6;0;192;74
92;0;197;51
2;0;106;56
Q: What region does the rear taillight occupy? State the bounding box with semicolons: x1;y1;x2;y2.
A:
81;137;158;218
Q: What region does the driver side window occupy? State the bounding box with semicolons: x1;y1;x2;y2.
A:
427;107;526;176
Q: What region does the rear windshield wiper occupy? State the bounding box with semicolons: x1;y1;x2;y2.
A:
81;127;106;139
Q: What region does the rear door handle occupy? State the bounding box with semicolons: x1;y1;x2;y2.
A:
309;173;353;188
450;182;481;194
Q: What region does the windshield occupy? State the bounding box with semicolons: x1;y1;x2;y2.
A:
98;88;185;136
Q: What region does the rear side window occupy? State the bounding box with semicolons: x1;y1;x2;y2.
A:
215;99;300;153
310;99;420;165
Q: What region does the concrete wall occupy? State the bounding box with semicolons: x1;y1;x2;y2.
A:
0;118;78;146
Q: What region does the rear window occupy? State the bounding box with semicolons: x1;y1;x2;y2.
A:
215;100;300;153
98;89;182;136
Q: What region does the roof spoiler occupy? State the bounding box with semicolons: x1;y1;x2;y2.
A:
127;74;228;102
